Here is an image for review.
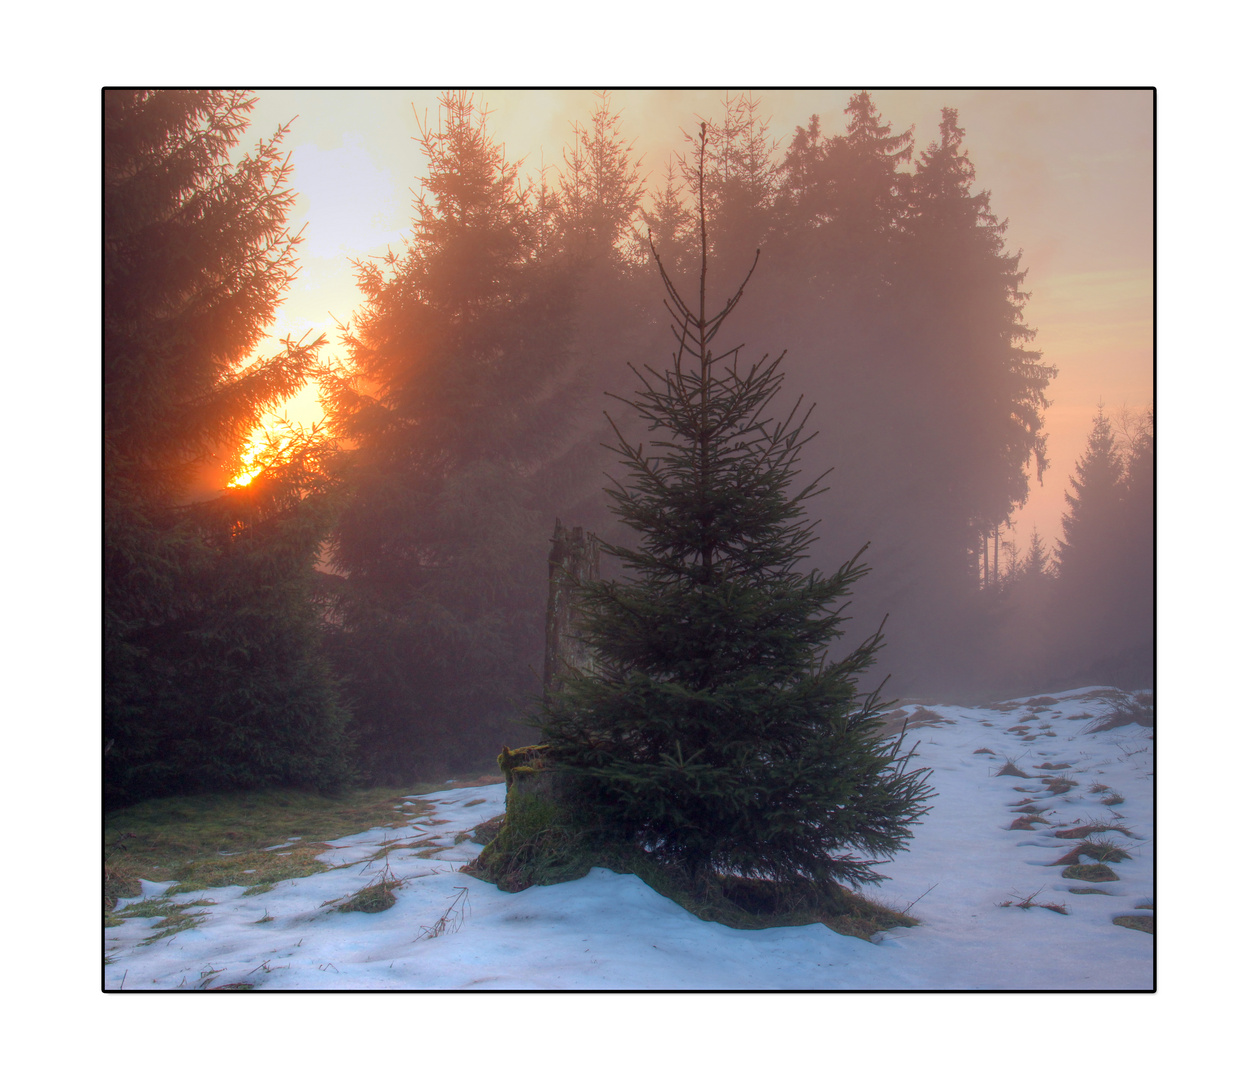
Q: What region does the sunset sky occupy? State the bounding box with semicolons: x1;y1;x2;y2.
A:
237;88;1153;555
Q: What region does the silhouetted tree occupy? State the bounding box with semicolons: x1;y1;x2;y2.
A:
899;106;1056;572
1052;406;1153;685
104;89;351;807
555;90;646;268
638;158;698;274
541;126;932;889
324;92;579;780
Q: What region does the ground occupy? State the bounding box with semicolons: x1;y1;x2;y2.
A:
103;685;1153;990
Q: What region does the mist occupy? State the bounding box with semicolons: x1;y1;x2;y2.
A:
104;89;1154;795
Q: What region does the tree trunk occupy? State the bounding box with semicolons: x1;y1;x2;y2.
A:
543;520;601;698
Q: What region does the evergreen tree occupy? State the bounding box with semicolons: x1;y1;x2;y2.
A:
1021;527;1052;581
1057;408;1125;581
541;126;932;889
554;90;646;267
701;94;781;279
898;106;1055;546
104;90;351;806
324;92;578;780
1052;406;1153;685
638;158;698;285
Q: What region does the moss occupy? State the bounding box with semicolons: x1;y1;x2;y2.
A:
1062;863;1119;882
466;749;915;942
464;782;594;893
497;744;551;790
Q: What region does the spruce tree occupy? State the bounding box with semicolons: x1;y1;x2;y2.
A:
324;92;579;780
104;90;351;806
541;125;932;890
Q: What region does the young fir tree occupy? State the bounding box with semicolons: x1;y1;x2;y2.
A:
540;125;932;890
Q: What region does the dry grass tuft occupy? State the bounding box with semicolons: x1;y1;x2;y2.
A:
996;758;1032;778
1062;863;1119;882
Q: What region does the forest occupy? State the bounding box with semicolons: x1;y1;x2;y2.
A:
103;89;1153;812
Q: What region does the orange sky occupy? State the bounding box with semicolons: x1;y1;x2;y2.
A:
236;89;1153;556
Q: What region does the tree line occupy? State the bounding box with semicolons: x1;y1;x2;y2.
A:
103;89;1152;807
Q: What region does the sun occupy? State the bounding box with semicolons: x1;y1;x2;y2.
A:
227;431;271;488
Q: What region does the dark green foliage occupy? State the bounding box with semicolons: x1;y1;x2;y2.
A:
323;92;582;780
540;127;933;889
674;95;1058;696
104;90;352;807
1050;406;1154;686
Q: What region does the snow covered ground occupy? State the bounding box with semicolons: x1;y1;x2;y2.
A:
103;686;1153;990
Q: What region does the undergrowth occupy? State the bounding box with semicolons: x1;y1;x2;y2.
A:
463;783;916;942
104;784;450;917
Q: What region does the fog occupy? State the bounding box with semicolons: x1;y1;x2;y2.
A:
242;89;1152;555
126;89;1152;782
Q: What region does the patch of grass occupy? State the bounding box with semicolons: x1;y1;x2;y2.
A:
1007;725;1031;734
1009;815;1049;830
470;814;506;846
1054;822;1134;841
104;832;143;914
1114;914;1154;934
1068;887;1113;895
1025;697;1060;707
972;747;996;755
462;798;487;807
104;785;442;912
446;774;504;789
998;887;1069;914
1081;838;1134;862
331;860;402;914
121;897;217;944
1089;782;1110;793
1037;762;1073;771
1062;863;1119;882
1101;792;1126;806
1053;839;1132;865
1041;775;1078;795
1085;693;1155;734
996;758;1032;778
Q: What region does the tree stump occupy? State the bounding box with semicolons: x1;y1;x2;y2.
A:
543;519;600;698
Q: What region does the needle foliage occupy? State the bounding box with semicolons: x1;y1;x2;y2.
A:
539;125;932;889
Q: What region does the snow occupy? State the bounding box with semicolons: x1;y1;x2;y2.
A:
103;687;1153;991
